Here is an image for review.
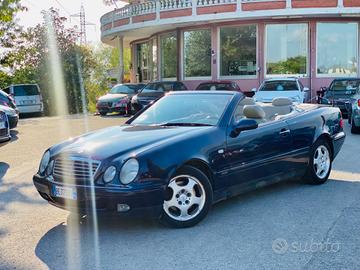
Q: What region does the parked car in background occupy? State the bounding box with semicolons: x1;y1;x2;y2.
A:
254;78;310;103
2;84;43;115
196;80;255;97
345;88;360;134
319;78;360;119
0;105;18;129
131;81;187;113
33;91;345;228
0;111;10;143
96;83;145;116
196;80;241;91
0;90;18;112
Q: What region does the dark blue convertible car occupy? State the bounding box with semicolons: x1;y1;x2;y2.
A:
33;91;345;227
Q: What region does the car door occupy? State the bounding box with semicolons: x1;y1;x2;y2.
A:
222;106;294;194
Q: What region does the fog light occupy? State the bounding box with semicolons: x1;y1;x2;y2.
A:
117;204;130;212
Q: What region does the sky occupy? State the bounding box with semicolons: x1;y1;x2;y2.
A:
17;0;126;45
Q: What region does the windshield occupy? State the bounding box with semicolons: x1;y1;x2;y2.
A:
141;83;175;93
329;80;360;92
196;83;235;91
131;94;232;126
13;85;40;96
109;84;142;94
260;81;299;91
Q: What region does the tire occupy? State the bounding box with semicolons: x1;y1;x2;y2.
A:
99;111;107;116
351;119;360;134
303;139;332;185
160;165;213;228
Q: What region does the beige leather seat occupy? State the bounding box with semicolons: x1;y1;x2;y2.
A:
261;97;293;120
234;98;256;121
243;104;266;124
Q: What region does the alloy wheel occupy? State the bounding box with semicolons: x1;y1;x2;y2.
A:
163;175;206;222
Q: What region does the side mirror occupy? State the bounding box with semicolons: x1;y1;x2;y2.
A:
303;87;310;92
230;119;258;137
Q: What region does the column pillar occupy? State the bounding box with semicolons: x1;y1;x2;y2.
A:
118;36;124;83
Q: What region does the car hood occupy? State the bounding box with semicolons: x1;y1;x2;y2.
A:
98;93;128;102
0;105;17;116
50;125;211;161
254;91;302;102
137;91;164;99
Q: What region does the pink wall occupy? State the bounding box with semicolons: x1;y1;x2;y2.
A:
130;17;360;102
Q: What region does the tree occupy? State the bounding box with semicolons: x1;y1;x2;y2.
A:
0;0;24;47
1;8;97;115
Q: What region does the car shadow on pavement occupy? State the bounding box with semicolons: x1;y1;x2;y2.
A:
35;178;360;270
0;162;44;213
0;163;9;184
10;130;18;142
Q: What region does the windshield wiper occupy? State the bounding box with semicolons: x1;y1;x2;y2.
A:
158;122;213;127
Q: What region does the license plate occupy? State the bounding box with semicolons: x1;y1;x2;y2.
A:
23;100;33;105
51;185;77;200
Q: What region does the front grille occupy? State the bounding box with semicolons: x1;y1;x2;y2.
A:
0;129;7;137
53;157;101;184
98;102;112;108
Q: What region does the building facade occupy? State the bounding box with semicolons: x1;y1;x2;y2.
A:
101;0;360;98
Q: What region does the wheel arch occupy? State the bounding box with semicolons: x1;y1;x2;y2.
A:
314;133;334;160
175;158;215;188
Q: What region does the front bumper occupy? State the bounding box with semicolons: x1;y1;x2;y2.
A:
0;129;10;143
18;104;43;114
96;104;129;114
33;174;165;217
8;115;18;129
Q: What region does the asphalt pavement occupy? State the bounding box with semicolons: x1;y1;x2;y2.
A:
0;114;359;270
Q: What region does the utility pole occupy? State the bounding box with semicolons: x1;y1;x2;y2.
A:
71;4;95;45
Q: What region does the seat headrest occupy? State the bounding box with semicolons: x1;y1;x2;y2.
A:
239;97;256;106
272;97;293;106
243;105;266;119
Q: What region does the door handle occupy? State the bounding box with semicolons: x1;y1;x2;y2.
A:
279;129;290;135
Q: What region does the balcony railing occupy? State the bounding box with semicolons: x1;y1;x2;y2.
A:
101;0;347;29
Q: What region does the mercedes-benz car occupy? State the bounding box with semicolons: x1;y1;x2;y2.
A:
131;81;187;113
319;78;360;119
254;78;310;103
33;91;345;228
96;83;145;116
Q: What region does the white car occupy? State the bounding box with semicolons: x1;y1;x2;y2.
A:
2;84;43;115
253;78;310;103
0;111;10;143
0;105;18;129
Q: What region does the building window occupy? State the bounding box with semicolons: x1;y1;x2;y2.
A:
265;24;308;77
136;42;150;82
317;23;358;77
219;25;257;77
183;29;211;78
160;33;177;79
151;37;158;81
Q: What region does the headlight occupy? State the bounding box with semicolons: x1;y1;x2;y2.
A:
39;151;50;174
46;160;55;176
120;158;139;184
103;166;116;183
